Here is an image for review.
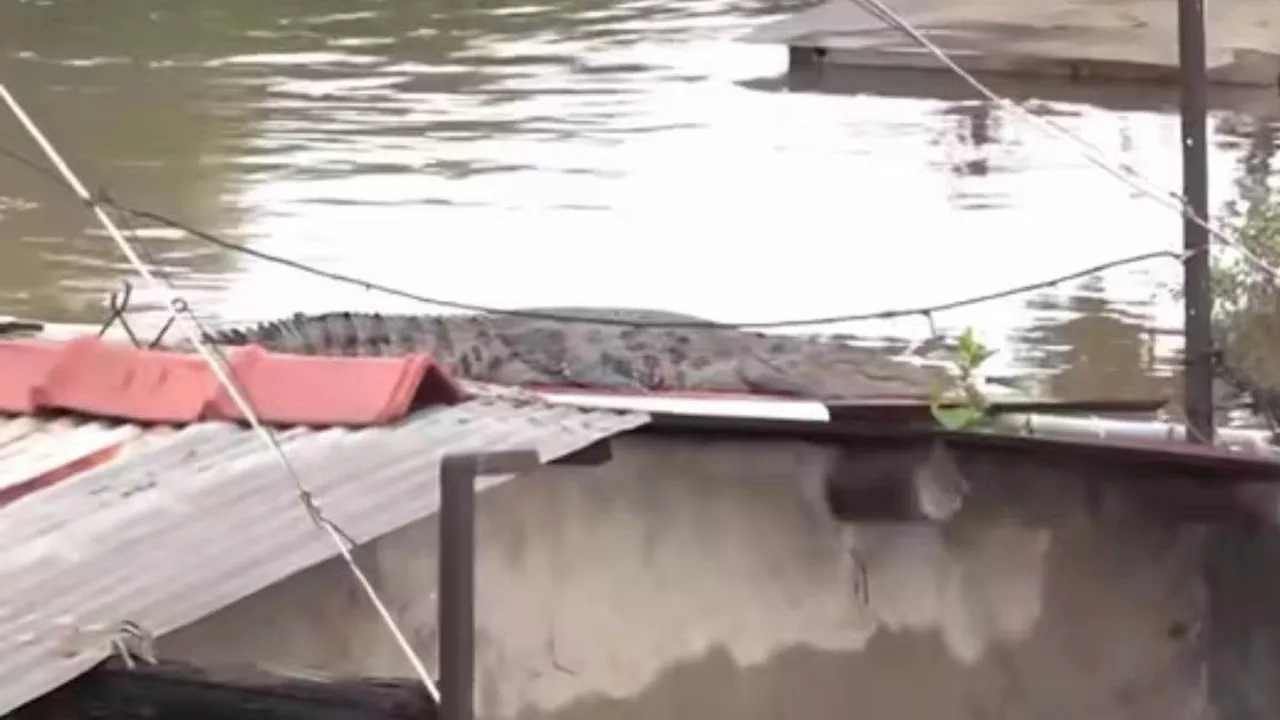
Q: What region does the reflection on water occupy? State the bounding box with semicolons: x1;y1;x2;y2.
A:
1012;276;1174;403
0;0;1277;400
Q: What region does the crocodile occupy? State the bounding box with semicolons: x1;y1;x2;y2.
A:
201;308;944;398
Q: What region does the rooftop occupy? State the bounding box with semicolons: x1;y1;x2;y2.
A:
743;0;1279;87
0;395;647;716
0;337;463;427
3;326;1280;715
0;335;649;715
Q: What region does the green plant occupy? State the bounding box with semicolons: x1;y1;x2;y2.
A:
1211;143;1280;388
930;327;994;430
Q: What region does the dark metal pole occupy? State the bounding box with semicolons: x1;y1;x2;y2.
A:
1178;0;1214;443
438;450;540;720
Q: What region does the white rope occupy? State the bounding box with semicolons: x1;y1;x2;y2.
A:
0;84;442;704
844;0;1280;280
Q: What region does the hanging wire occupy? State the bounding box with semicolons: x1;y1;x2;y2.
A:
0;141;1211;332
835;0;1280;426
0;84;443;705
0;0;1271;336
842;0;1280;281
0;7;1269;695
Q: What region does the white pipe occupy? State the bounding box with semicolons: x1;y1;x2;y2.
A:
992;413;1278;455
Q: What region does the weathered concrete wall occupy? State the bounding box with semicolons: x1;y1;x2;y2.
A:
161;435;1217;719
1203;524;1280;720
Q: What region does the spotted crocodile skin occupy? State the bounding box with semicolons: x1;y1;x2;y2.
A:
203;308;942;398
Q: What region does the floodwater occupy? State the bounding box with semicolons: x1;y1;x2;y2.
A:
0;0;1276;401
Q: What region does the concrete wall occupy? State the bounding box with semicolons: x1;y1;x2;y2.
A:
161;435;1228;719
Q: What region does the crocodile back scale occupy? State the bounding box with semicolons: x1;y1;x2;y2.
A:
202;309;941;398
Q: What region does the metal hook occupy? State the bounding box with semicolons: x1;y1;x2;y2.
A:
99;280;142;347
115;620;158;666
97;280;185;349
147;297;187;349
105;620;157;669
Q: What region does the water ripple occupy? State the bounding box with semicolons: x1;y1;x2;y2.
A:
0;0;1275;396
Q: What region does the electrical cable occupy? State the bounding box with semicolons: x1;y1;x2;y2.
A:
0;7;1272;698
2;1;1272;334
0;85;443;705
842;0;1280;428
0;143;1201;331
843;0;1280;281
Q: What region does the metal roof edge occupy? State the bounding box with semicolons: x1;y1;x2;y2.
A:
0;399;648;717
534;388;831;422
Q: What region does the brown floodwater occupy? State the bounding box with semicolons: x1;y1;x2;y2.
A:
0;0;1276;401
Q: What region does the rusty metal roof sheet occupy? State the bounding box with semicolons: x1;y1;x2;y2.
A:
0;415;181;507
0;337;464;426
0;397;648;716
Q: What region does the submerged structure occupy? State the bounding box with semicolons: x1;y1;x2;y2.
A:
743;0;1280;87
4;312;1280;719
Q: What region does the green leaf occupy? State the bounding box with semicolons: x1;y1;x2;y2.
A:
955;328;991;370
930;404;986;430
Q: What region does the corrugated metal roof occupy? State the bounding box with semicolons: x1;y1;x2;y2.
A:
0;397;648;716
0;337;463;426
0;415;180;506
0;414;136;479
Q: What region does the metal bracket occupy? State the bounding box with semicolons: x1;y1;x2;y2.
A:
437;450;541;720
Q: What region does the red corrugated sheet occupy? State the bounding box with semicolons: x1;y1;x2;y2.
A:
206;345;460;426
35;339;218;424
0;340;62;414
0;337;464;426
